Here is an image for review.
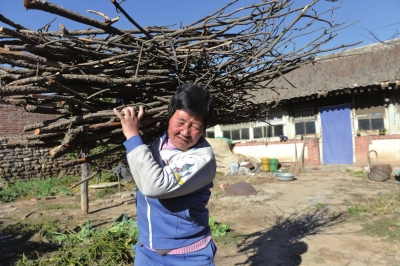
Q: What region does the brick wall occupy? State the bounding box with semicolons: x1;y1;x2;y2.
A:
304;138;320;167
0;143;81;181
354;134;400;167
354;136;369;166
0;100;56;136
0;102;125;180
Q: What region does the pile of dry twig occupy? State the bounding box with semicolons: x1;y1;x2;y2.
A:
0;0;358;168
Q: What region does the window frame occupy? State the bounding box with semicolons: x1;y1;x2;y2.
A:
222;128;250;141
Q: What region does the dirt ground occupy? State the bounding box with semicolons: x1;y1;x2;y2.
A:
1;169;400;266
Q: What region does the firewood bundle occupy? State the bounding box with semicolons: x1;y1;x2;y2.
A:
0;0;358;167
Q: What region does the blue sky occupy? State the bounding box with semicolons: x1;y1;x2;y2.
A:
1;0;399;52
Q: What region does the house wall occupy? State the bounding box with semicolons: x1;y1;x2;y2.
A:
355;135;400;167
233;138;320;167
0;102;85;179
0;100;56;136
209;89;400;168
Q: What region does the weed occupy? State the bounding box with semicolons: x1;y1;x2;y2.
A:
362;216;400;243
209;217;242;246
265;197;273;201
88;172;119;184
16;215;138;266
0;176;79;203
213;191;223;198
313;257;325;263
41;219;62;232
348;192;400;216
95;187;120;199
36;203;78;211
352;170;365;177
213;231;244;246
209;217;231;236
315;203;328;209
346;191;400;242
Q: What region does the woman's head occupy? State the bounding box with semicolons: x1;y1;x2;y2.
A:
167;83;214;150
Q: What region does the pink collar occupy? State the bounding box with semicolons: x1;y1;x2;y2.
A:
162;137;176;150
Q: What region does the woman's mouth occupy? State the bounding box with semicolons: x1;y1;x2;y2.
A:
177;136;189;145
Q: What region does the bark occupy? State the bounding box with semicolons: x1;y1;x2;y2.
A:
0;0;359;168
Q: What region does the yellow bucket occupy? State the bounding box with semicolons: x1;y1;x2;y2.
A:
261;158;270;171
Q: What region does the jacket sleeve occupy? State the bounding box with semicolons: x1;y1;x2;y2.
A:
123;136;216;199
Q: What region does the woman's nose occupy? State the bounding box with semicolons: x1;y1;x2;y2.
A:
181;125;190;136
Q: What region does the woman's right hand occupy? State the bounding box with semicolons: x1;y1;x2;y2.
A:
113;106;145;140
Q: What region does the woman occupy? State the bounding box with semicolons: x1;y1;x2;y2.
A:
114;83;217;265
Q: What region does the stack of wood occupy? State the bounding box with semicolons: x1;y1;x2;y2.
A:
0;0;358;168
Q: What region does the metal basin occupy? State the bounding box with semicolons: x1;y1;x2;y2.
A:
275;173;295;181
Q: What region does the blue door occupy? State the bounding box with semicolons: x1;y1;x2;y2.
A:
319;103;353;164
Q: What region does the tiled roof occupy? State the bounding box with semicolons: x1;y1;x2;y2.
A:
254;39;400;101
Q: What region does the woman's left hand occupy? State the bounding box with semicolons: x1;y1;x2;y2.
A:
113;106;145;140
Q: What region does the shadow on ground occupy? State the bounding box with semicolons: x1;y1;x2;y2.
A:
232;208;344;266
0;222;60;266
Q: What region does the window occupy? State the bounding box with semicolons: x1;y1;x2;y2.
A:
222;128;250;141
206;131;215;138
293;103;315;120
292;103;316;135
267;125;284;137
295;121;316;135
354;92;385;131
358;114;384;130
253;126;266;139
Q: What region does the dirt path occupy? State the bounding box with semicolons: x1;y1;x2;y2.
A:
211;171;400;266
1;170;400;266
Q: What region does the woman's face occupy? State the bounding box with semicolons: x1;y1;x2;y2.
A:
168;110;204;150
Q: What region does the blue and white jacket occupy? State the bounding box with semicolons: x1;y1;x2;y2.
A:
123;132;216;250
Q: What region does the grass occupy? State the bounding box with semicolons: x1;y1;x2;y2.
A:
36;202;79;210
315;203;329;210
0;172;135;203
94;186;125;199
12;216;235;265
347;192;400;216
213;191;223;198
0;176;79;203
346;191;400;242
15;216;138;266
209;217;243;246
362;216;400;243
1;176;237;264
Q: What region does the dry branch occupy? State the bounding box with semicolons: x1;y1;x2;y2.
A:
1;0;359;167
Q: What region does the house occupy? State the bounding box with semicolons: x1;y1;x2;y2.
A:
206;38;400;167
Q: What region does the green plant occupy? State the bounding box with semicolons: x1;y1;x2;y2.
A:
37;203;78;211
95;187;120;199
362;216;400;243
347;206;367;214
213;191;222;198
0;176;79;203
352;170;365;177
348;192;400;216
209;217;231;236
16;215;138;266
315;203;328;209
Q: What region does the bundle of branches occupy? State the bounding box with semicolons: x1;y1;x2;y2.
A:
0;0;358;168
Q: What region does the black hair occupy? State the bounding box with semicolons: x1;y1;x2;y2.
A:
168;83;214;131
